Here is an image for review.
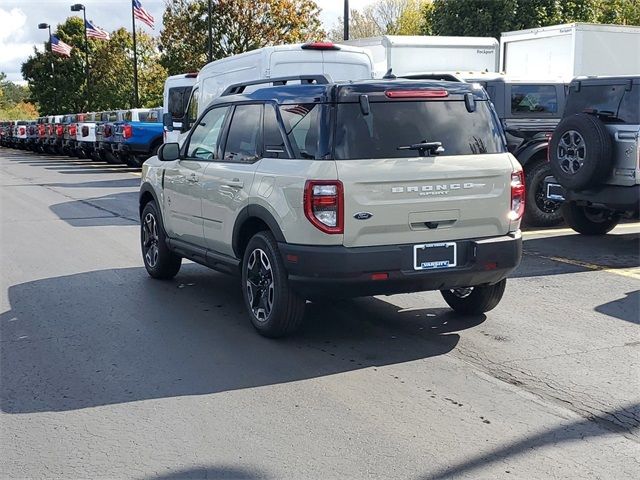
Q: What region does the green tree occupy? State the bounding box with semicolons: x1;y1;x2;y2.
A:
160;0;325;75
425;0;639;39
21;16;88;115
91;28;166;110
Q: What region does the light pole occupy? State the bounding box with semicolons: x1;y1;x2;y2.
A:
208;0;213;63
38;22;57;112
344;0;349;41
71;3;90;110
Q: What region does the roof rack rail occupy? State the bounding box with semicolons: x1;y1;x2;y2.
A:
221;74;332;96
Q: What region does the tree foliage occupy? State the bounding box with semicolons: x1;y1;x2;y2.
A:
329;0;429;41
21;16;165;115
160;0;325;75
0;72;37;120
426;0;640;38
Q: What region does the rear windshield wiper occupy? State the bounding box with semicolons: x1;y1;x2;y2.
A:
397;141;444;156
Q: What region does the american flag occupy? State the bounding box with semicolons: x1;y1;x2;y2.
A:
86;20;110;40
133;0;155;29
50;35;72;57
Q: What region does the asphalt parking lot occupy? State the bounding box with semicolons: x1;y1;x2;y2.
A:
1;148;639;479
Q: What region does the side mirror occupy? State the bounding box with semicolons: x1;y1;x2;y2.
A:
162;112;174;132
157;142;180;162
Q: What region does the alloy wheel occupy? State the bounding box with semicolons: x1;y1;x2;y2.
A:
246;248;275;322
557;130;586;175
142;212;159;268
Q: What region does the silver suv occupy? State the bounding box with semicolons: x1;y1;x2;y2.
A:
139;76;524;337
548;76;640;234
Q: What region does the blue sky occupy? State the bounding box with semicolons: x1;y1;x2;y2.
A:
0;0;376;83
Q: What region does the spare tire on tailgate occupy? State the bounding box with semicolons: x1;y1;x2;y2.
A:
549;113;612;190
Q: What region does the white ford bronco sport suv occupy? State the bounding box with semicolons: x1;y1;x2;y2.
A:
139;75;524;337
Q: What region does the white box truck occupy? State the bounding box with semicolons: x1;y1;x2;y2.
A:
346;35;499;77
501;23;640;80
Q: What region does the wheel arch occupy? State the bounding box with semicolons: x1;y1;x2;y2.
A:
232;205;286;259
139;182;160;217
516;141;549;168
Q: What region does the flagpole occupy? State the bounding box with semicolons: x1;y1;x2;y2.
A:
131;0;139;108
71;5;91;111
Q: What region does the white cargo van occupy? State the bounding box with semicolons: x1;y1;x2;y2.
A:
174;42;372;133
163;73;198;143
501;23;640;80
346;35;499;77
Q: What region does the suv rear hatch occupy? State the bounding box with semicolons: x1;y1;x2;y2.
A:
331;84;518;247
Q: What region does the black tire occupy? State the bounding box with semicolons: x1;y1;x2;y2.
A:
104;150;121;164
524;159;563;227
441;279;507;315
241;231;305;338
549;114;612;190
140;201;182;279
561;201;620;235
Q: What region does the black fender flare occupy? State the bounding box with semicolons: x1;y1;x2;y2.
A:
139;182;160;216
515;141;549;168
232;204;286;257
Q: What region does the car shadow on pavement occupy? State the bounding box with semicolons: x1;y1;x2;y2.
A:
418;403;640;480
594;290;640;324
513;232;639;279
49;191;139;226
0;265;482;414
141;465;270;480
47;178;141;189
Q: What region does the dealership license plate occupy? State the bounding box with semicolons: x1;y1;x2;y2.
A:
413;242;457;270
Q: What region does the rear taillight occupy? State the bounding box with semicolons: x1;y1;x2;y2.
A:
19;127;25;135
122;124;133;139
69;125;77;136
304;180;343;234
509;171;525;221
56;125;63;136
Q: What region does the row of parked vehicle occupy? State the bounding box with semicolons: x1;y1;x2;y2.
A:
0;108;164;167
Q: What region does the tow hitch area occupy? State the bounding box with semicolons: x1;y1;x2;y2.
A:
544;175;565;202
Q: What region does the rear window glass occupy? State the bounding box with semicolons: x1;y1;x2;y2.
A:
168;87;191;121
511;85;558;114
147;110;160;122
334;100;505;160
565;84;639;124
279;104;319;159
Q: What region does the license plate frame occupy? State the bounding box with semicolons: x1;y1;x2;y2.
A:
413;242;457;271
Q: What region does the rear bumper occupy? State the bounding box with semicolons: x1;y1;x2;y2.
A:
278;232;522;298
116;142;148;155
544;176;640;213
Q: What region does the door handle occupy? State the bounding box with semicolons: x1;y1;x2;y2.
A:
224;178;244;188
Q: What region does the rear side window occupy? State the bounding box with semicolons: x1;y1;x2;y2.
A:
138;112;149;122
334;100;506;160
223;104;263;163
279;104;319;159
168;87;191;121
147;110;160;122
263;104;289;159
565;84;639;124
124;111;133;121
511;85;558;114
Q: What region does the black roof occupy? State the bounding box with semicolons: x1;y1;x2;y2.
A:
210;78;488;107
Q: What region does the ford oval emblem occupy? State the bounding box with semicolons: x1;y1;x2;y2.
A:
353;212;373;220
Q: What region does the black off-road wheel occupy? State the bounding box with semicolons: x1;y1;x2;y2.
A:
141;201;182;279
242;231;305;338
550;114;612;190
441;279;507;315
524;159;563;227
561;201;620;235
